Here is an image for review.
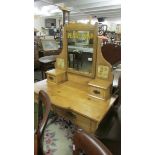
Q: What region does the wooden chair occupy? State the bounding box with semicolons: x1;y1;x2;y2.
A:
34;90;112;155
101;44;121;67
68;50;83;70
34;90;52;155
73;129;112;155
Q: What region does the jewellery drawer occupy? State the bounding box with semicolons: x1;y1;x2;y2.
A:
46;69;67;84
89;86;105;99
88;85;110;100
47;74;56;83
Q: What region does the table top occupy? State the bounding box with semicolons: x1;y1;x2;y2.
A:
39;55;57;63
34;79;117;122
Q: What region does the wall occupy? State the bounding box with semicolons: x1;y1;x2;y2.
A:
100;17;121;32
34;15;121;34
34;15;62;35
34;15;45;33
103;18;121;31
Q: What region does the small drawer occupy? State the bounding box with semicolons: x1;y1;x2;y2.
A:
89;86;105;98
65;111;92;132
73;112;91;132
88;85;111;100
47;73;66;84
47;75;56;83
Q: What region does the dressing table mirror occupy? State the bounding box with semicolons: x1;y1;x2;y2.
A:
67;30;95;77
34;23;116;133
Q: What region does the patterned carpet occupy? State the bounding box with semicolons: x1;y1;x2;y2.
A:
42;116;77;155
34;104;77;155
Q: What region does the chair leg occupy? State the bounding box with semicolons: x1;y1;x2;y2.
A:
41;71;44;79
43;71;46;79
73;60;74;68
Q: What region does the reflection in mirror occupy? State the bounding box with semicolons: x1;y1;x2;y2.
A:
67;31;94;75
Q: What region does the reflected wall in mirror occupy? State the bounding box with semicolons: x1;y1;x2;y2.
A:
67;31;94;75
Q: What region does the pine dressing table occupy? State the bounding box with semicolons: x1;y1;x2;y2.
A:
34;23;117;133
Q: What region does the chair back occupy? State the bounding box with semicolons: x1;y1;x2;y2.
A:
73;130;112;155
35;90;52;155
101;44;121;66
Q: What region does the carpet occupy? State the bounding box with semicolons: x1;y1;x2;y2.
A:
34;103;77;155
42;116;77;155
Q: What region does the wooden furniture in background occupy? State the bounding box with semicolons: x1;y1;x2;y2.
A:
39;55;57;79
68;51;83;69
34;36;42;70
39;38;61;57
39;49;61;57
34;44;40;70
101;44;121;66
34;23;117;133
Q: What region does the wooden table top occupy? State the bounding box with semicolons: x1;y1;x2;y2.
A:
39;55;57;64
34;80;117;123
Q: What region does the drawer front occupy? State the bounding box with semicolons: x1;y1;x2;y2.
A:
47;73;66;84
89;86;105;98
54;107;97;133
47;75;56;83
71;111;91;132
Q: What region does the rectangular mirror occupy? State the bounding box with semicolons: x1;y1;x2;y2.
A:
67;30;94;76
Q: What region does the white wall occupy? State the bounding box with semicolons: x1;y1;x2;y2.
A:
34;15;45;32
34;15;121;34
34;15;62;35
100;17;121;32
76;17;121;32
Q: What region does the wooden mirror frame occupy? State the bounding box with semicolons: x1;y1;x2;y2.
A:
62;23;98;78
55;23;113;82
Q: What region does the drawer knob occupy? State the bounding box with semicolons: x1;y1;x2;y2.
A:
49;76;54;80
93;90;100;94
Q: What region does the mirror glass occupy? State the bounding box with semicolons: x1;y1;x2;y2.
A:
67;30;94;75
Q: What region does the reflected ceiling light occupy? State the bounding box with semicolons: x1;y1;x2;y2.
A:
34;5;61;16
34;7;41;15
77;20;89;24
